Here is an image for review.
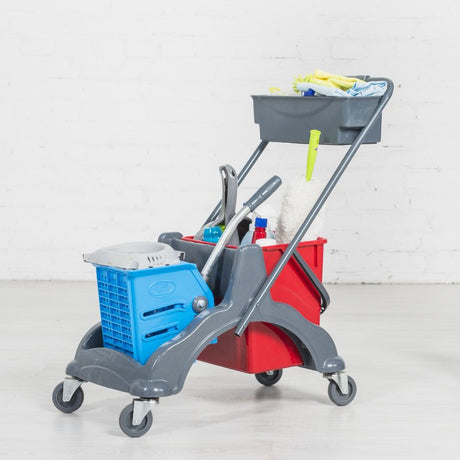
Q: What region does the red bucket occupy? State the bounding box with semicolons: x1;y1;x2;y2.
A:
196;238;326;373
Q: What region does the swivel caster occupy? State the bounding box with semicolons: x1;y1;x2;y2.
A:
119;398;158;438
325;372;357;406
255;369;283;386
52;378;84;414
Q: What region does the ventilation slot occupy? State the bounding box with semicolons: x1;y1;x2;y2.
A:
145;325;179;339
143;304;184;318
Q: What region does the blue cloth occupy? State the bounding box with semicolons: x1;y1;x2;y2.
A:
297;80;387;97
297;82;349;97
347;81;387;97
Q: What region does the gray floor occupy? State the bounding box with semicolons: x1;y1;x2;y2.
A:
1;282;459;459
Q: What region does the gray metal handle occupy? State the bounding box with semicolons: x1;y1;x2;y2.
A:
243;175;282;211
293;250;330;313
220;164;239;246
201;175;282;283
201;206;248;283
194;164;238;242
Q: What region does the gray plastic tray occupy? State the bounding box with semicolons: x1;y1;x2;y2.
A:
252;95;382;145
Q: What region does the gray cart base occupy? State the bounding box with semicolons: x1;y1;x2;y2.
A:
66;241;345;397
56;239;354;437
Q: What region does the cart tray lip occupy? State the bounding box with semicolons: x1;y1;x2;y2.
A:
182;235;328;249
251;94;382;101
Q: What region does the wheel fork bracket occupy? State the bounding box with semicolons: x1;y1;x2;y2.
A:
62;377;83;402
324;370;349;395
132;398;159;426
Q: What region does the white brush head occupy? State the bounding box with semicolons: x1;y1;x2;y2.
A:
275;176;325;244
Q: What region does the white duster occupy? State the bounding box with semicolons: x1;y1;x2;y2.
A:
275;176;325;244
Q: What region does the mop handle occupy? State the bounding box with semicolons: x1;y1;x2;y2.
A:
201;175;282;283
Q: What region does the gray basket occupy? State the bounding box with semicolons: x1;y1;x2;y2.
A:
83;241;183;270
252;95;382;145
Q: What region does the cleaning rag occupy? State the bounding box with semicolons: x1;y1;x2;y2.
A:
347;80;387;97
293;70;364;92
297;80;387;98
297;82;349;97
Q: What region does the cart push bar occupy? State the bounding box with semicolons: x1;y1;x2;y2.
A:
234;77;394;336
199;77;393;333
198;77;394;336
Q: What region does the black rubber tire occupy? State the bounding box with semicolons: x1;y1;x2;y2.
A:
119;404;153;438
52;382;84;414
255;369;283;386
328;376;357;406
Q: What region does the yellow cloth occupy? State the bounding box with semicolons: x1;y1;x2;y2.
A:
293;70;365;93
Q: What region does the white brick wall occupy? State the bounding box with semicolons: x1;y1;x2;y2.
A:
1;0;459;282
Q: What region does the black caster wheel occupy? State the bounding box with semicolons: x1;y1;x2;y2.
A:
255;369;283;386
52;382;84;414
328;376;357;406
119;404;153;438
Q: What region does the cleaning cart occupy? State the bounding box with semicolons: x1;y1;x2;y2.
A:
52;76;393;437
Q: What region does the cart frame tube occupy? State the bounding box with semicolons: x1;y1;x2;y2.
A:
235;77;394;336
